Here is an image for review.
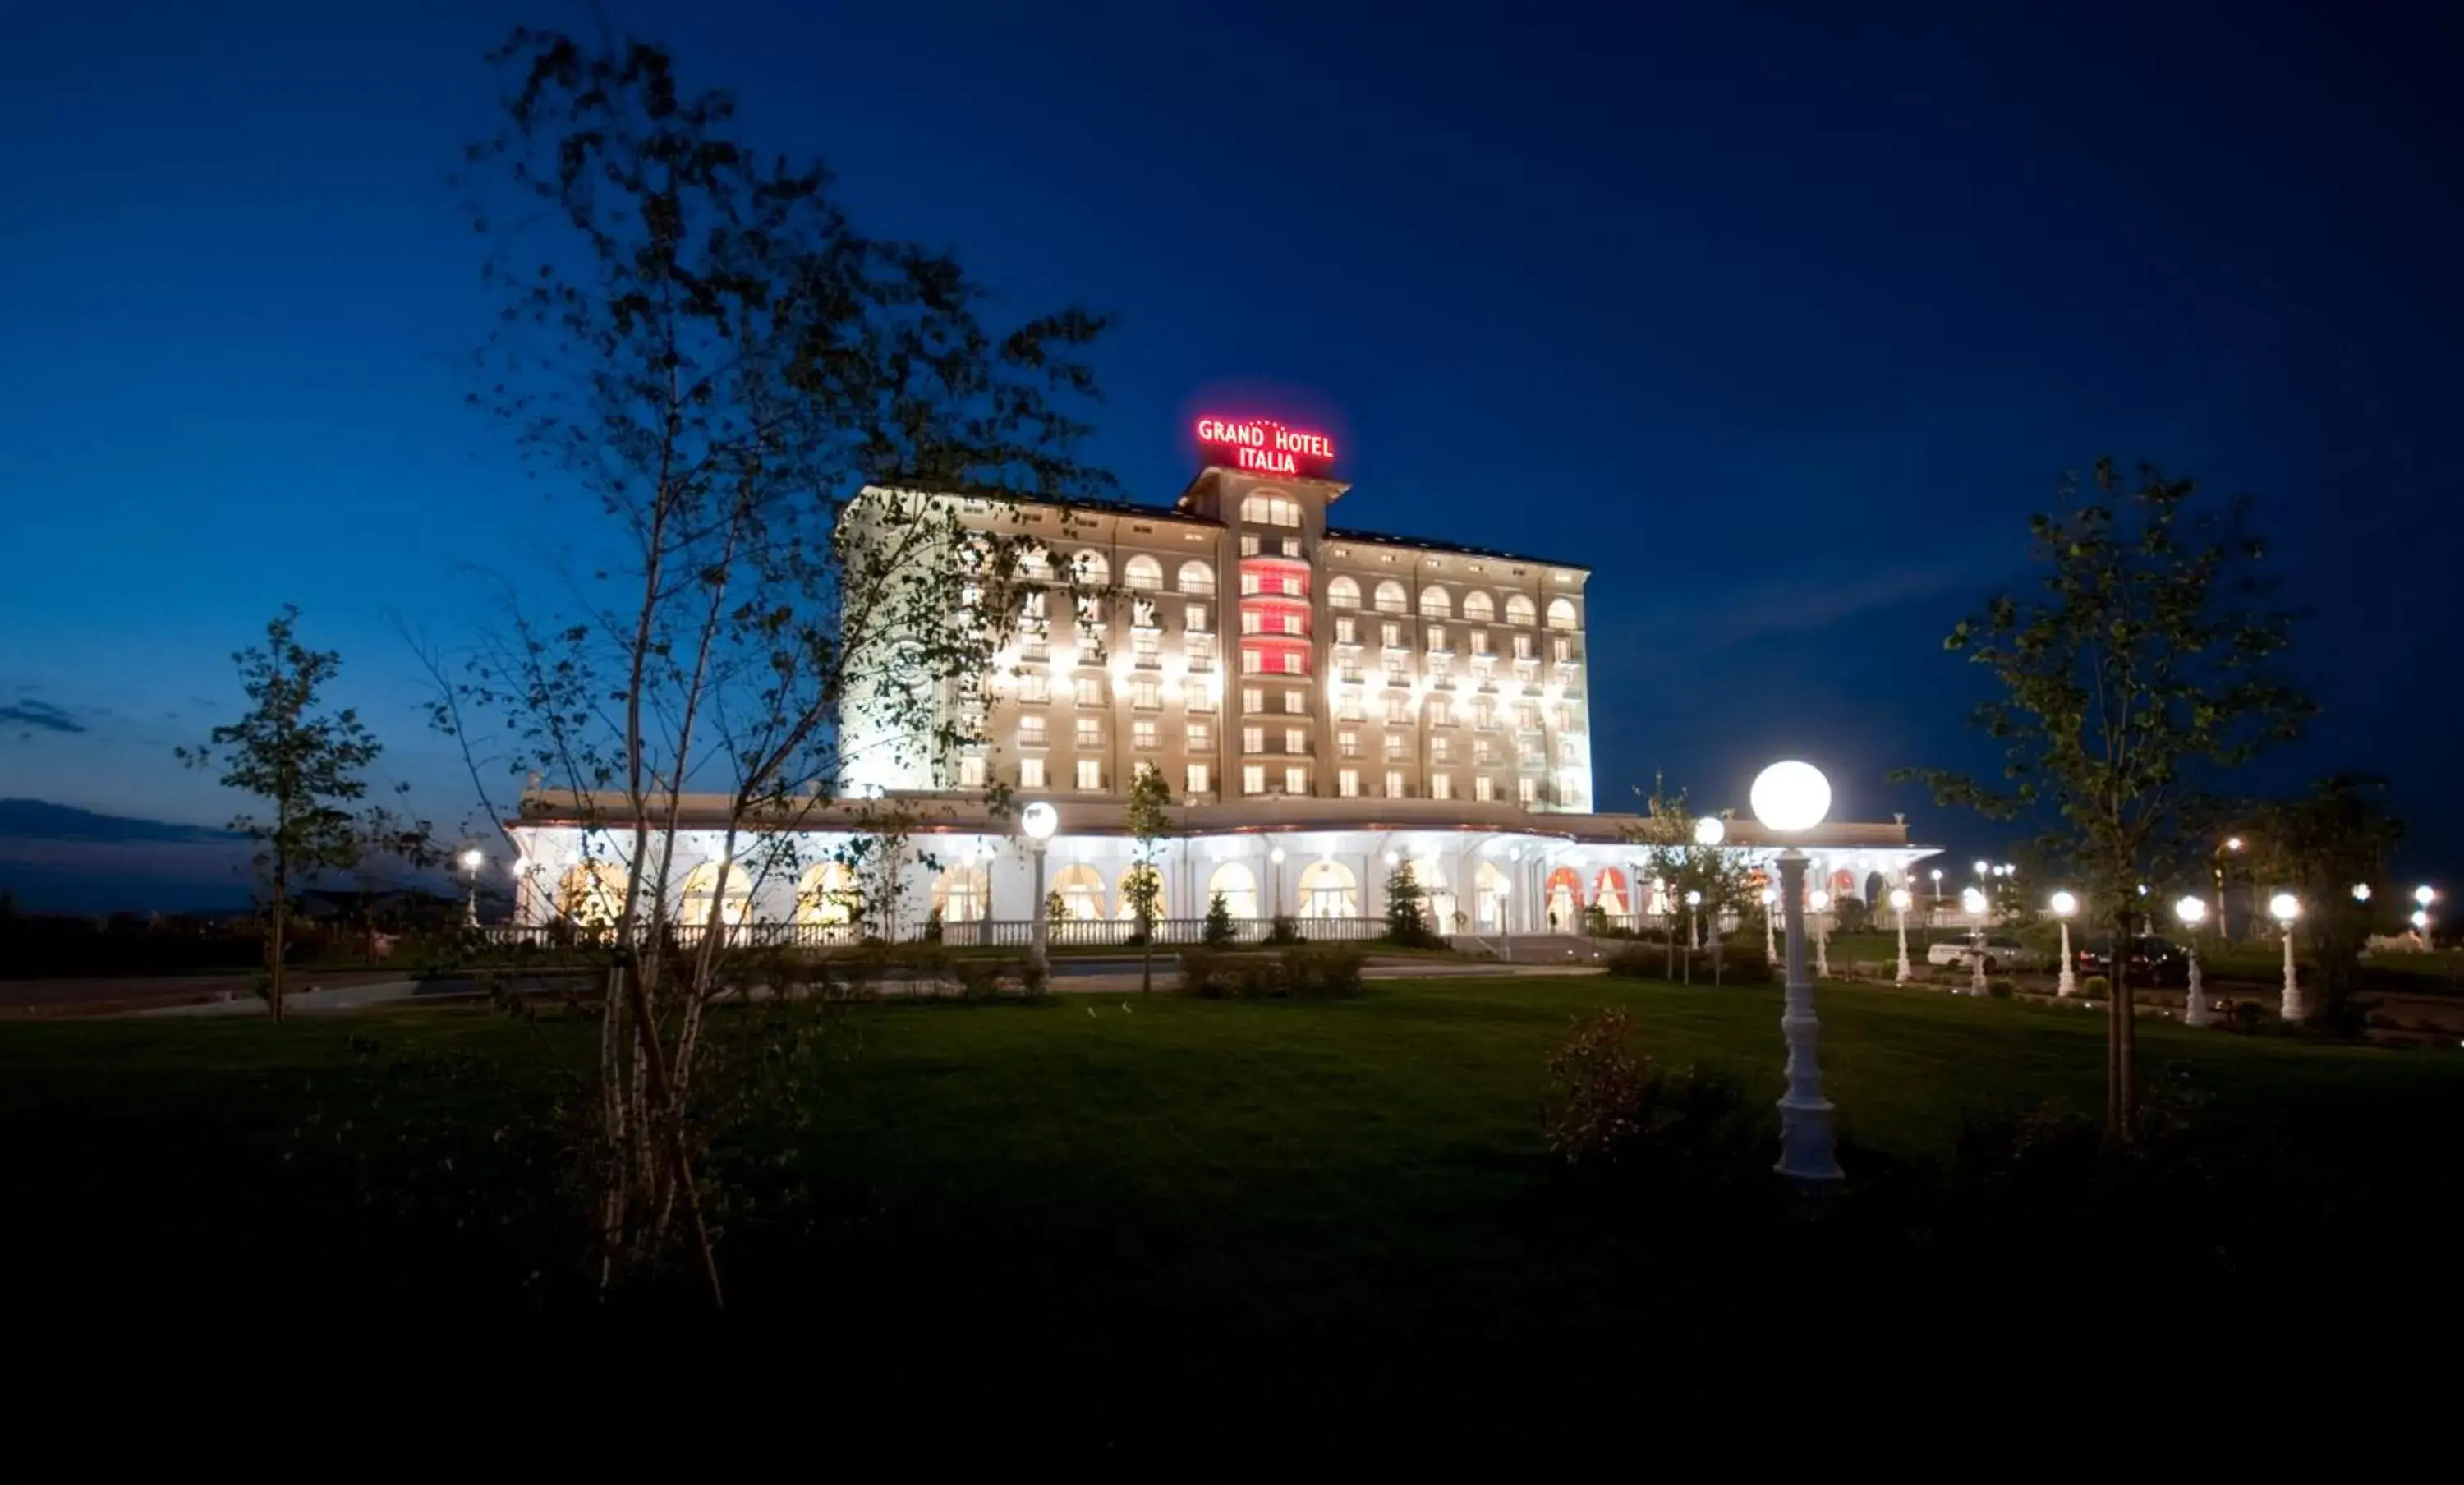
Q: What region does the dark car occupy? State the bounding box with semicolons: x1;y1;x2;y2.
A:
2074;936;2192;988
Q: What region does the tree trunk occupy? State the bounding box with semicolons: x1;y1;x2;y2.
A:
269;865;287;1026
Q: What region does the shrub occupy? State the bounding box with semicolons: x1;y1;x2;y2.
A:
950;955;1012;1002
1542;1007;1760;1175
1709;946;1772;984
1605;945;1662;981
1265;914;1300;945
1282;944;1363;998
1202;892;1236;946
2081;974;2110;998
1177;946;1235;999
922;908;944;944
2231;1000;2273;1032
1987;977;2016;1000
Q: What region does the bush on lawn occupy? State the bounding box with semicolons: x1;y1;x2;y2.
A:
2081;974;2110;998
1987;977;2015;1000
1265;914;1300;945
1542;1008;1760;1179
1178;947;1238;999
1177;945;1361;999
1283;944;1363;998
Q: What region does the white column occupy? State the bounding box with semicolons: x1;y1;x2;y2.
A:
2281;928;2305;1023
1774;850;1842;1184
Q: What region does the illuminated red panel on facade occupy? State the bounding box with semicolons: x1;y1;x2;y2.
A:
1195;416;1337;477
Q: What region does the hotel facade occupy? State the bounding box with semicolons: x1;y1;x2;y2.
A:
508;419;1937;942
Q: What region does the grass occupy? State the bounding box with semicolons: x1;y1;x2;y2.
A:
6;976;2457;1454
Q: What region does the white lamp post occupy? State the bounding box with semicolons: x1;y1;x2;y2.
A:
1760;885;1779;960
2175;894;2211;1026
2416;885;2436;949
1685;889;1703;968
1270;845;1287;927
1809;890;1832;979
1961;885;1989;995
1021;802;1059;972
2271;892;2303;1022
1750;759;1841;1185
1888;886;1913;984
1928;867;1943;909
459;847;485;926
2050;890;2078;998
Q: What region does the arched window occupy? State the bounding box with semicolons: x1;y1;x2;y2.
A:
932;864;990;923
1418;586;1452;620
1409;857;1455;934
1372;580;1408;614
1207;861;1258;920
1123;554;1163;591
1546;597;1579;631
1177;559;1216;596
1296;859;1358;919
682;859;754;930
1017;545;1051;580
1505;594;1537;627
556;859;627;926
796;862;858;925
1326;575;1361;609
1475;860;1510;932
1544;867;1582;931
1072;550;1110;586
1592;866;1630;917
1052;863;1106;922
1463;591;1495;622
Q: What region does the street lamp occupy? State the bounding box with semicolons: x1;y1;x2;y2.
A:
2050;890;2078;998
1972;859;1988;880
2416;885;2436;949
2351;883;2372;903
1693;815;1726;847
2214;835;2246;942
2175;895;2212;1026
1960;886;1989;995
1685;888;1703;961
1749;759;1841;1185
1021;802;1059;973
459;847;485;926
1888;886;1913;984
2270;892;2303;1023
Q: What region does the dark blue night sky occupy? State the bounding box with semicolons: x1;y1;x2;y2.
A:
4;1;2461;889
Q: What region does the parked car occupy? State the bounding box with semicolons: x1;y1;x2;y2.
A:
2072;936;2193;988
1924;936;2049;972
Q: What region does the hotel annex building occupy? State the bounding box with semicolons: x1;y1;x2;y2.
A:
509;419;1938;941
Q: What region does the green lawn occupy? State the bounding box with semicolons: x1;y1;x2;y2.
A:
6;977;2456;1452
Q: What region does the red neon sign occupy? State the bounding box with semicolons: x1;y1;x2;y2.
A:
1194;416;1338;477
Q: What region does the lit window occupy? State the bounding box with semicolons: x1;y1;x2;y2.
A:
1475;775;1496;802
1335;618;1356;645
1133;631;1160;664
1513;633;1532;660
1178;561;1215;595
1078;759;1102;791
1124;554;1162;591
1242;688;1262;713
1242;611;1263;636
1243;765;1265;795
1018;672;1050;704
1073;551;1110;586
1187;763;1210;795
1242;650;1262;674
1471;632;1491;656
1518;776;1538;806
1188;685;1215;713
1020;758;1045;788
1240;572;1261;595
1285;728;1306;755
958;756;985;788
1517;705;1539;731
1243;726;1264;754
1281;614;1303;637
1384;733;1404;761
1240;535;1261;557
1427;626;1446;652
1559;738;1579;764
1019;716;1048;747
1383;622;1401;648
1282;691;1304;714
1133;720;1158;750
1285;766;1306;794
1552;637;1570;663
1506;594;1536;626
1280;653;1303;675
1280;575;1303;597
1420;587;1451;619
1188;722;1212;752
1339;730;1359;759
1464;592;1494;622
1076;594;1103;626
1547;597;1578;631
1374;581;1407;614
1474;738;1493;765
1385;770;1404;798
1338;769;1359;798
1336;694;1363;722
1328;577;1361;609
1076;676;1101;707
1476;701;1497;729
1383;697;1409;725
1432;774;1454;801
1186;604;1210;632
1555;706;1574;732
1076;717;1101;748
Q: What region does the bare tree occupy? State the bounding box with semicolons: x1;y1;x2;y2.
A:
437;29;1114;1300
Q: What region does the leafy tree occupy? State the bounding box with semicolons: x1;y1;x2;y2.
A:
179;606;386;1023
1123;765;1172;992
1903;458;2314;1133
2246;774;2405;1028
438;29;1112;1301
1385;860;1432;947
1202;891;1236;946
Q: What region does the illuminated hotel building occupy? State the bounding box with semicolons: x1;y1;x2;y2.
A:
509;419;1936;939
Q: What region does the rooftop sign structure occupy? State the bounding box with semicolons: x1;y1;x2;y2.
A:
1194;416;1337;478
